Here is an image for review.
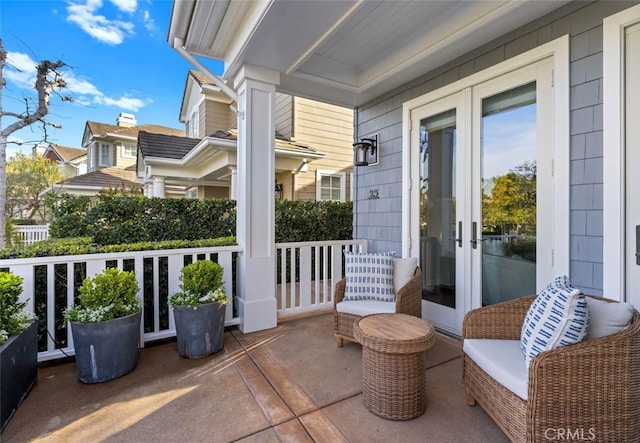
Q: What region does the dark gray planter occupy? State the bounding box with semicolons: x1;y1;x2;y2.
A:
70;311;141;383
1;320;37;432
173;302;225;358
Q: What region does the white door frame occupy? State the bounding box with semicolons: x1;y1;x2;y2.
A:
401;36;570;331
603;4;640;302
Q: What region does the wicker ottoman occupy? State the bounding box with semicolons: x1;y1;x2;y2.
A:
354;313;435;420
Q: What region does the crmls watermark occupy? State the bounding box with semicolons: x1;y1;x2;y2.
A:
544;428;596;441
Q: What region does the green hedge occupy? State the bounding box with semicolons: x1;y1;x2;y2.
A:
0;236;237;259
46;194;352;245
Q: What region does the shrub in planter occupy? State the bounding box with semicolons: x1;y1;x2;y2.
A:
1;272;37;432
169;260;227;358
65;268;141;383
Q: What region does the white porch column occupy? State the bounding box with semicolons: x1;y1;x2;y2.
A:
144;181;152;197
152;177;165;198
228;166;237;200
234;65;279;333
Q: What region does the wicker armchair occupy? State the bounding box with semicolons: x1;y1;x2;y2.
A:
463;295;640;443
333;267;422;347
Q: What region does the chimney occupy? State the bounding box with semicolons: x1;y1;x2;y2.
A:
116;113;137;127
32;143;47;156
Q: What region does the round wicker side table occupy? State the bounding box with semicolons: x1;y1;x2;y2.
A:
353;313;435;420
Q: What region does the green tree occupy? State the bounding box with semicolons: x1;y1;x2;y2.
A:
482;161;536;235
7;152;64;221
0;38;69;248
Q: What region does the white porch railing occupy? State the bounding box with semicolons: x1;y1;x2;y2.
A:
1;245;242;362
1;239;366;363
275;239;367;317
15;224;49;244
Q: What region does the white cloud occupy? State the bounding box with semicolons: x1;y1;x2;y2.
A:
4;51;148;114
4;52;38;88
143;9;156;33
96;95;146;112
110;0;137;14
66;0;135;45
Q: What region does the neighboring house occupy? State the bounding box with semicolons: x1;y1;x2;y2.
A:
50;113;186;197
168;1;640;335
33;143;87;177
136;70;354;200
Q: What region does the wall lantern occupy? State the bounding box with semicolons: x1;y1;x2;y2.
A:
353;134;379;166
275;182;283;200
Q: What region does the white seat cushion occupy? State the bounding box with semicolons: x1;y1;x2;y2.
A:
586;297;635;339
463;339;528;401
336;300;396;317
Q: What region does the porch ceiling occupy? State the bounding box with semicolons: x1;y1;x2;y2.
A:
169;0;568;107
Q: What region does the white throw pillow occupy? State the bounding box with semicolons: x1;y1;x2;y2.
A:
393;257;418;293
520;275;590;368
586;297;635;340
343;252;395;302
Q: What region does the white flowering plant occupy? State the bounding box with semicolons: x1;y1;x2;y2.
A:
0;272;37;345
169;260;228;310
64;268;140;323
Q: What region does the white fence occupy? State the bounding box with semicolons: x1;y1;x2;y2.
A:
15;224;49;244
1;239;366;362
275;239;367;317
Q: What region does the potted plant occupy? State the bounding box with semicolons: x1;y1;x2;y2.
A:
65;268;141;383
0;271;37;432
169;260;227;358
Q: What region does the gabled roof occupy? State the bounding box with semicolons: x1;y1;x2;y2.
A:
86;121;185;140
59;165;139;190
179;70;232;122
138;128;322;162
138;131;200;160
190;70;212;86
48;144;86;162
210;129;320;156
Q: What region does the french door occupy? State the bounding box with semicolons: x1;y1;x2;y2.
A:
625;21;640;307
410;59;555;334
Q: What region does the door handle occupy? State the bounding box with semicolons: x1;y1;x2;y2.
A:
471;221;478;249
456;221;463;247
636;225;640;265
471;221;485;249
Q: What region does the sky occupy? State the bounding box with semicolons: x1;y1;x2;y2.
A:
1;0;224;158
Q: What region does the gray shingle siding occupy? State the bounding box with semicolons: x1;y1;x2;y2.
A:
354;1;637;294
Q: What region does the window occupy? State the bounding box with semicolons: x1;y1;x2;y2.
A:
316;170;346;201
99;144;112;167
87;144;94;170
186;187;198;199
121;144;136;158
190;110;199;138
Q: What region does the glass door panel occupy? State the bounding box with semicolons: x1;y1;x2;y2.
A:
420;110;457;308
480;83;537;305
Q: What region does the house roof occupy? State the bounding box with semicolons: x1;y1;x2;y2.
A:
59;165;139;190
138;131;201;160
86;121;185;140
48;144;86;162
139;129;321;162
210;129;319;156
178;70;232;122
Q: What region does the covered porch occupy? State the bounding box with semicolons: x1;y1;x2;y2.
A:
2;312;508;442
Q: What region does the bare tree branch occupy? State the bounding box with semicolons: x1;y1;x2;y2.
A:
0;38;72;248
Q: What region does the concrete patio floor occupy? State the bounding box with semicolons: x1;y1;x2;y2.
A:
3;312;509;443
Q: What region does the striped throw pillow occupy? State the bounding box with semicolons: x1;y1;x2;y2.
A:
520;275;590;368
343;252;395;302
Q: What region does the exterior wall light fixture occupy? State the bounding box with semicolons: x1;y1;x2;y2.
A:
275;182;283;199
353;134;379;166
